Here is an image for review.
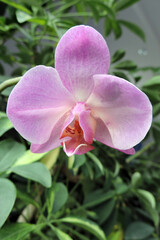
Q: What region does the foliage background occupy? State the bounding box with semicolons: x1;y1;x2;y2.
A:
0;0;160;239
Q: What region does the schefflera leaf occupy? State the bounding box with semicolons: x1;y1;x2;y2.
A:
59;217;106;240
0;178;16;228
0;139;25;173
0;112;13;137
11;162;51;188
0;223;36;240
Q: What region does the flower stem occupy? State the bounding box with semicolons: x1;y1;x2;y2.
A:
0;76;21;93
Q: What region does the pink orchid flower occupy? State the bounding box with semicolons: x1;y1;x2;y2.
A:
7;25;152;156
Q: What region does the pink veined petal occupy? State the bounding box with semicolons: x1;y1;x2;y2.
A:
31;110;73;153
63;138;94;157
87;74;152;150
55;25;110;101
7;65;74;144
94;118;135;155
79;110;96;144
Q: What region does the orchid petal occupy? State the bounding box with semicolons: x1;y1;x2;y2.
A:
88;75;152;150
7;66;74;144
63;138;94;157
55;25;110;101
31;111;73;153
94;118;135;155
79;110;96;144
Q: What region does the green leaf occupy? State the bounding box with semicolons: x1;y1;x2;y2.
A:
84;190;115;208
16;10;32;23
113;71;130;81
52;183;68;213
59;217;106;240
95;199;116;225
73;154;86;169
137;189;156;209
13;150;46;167
142;76;160;88
131;172;142;188
0;112;13;137
153;103;160;117
116;183;128;195
119;20;145;41
0;178;16;228
16;11;47;25
125;221;154;240
86;2;100;22
111;49;126;64
114;60;137;70
0;139;25;173
11;162;51;188
0;223;36;239
115;0;140;11
0;0;32;14
142;88;160;104
104;16;112;36
86;152;104;175
101;209;118;236
50;225;73;240
17;189;39;209
111;19;122;39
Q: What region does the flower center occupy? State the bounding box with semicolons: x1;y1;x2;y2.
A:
60;120;84;142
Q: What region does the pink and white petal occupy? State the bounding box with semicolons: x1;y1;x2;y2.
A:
55;25;110;101
88;75;152;150
63;139;94;157
7;66;74;144
79;110;96;144
9;107;68;144
94;117;113;146
94;118;135;155
31;111;72;153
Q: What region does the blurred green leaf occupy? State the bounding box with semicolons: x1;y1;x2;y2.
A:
17;189;39;209
111;19;122;39
103;209;118;236
84;190;115;208
0;0;32;14
115;0;140;11
16;10;32;23
0;223;36;239
59;217;106;240
153;103;160;117
113;71;130;81
11;162;51;188
104;16;112;36
49;224;73;240
0;112;13;137
95;199;116;225
119;19;145;41
73;154;86;169
0;139;25;173
87;152;104;175
111;49;126;64
0;178;16;228
52;183;68;213
142;89;160;104
125;221;154;240
131;172;142;188
13;150;46;166
114;60;137;70
142;76;160;88
137;189;156;209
